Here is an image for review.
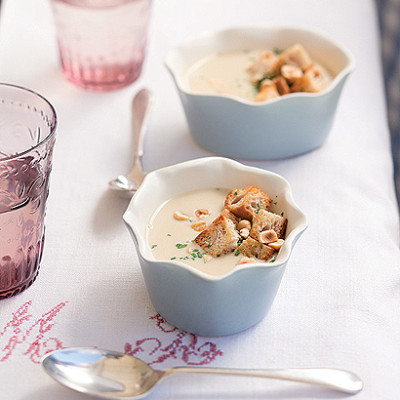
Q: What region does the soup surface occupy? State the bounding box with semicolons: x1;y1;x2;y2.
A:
147;188;242;276
184;49;262;101
184;45;332;102
146;186;287;276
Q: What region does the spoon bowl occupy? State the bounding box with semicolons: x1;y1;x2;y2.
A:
41;347;363;399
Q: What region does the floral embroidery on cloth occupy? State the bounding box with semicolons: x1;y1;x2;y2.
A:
125;313;223;365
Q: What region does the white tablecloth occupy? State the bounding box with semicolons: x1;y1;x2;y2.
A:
0;0;399;399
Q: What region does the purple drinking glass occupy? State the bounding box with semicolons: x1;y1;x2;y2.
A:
0;83;57;299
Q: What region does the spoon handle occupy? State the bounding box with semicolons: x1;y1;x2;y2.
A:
165;367;362;394
131;88;153;173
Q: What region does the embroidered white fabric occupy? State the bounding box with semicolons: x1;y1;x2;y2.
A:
0;1;399;399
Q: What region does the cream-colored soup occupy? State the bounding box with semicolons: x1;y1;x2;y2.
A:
184;47;332;102
184;49;263;101
147;188;245;276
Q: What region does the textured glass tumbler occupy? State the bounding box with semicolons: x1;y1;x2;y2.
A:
51;0;152;91
0;84;57;299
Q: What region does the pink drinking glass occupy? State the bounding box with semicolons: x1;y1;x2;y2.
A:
50;0;152;91
0;83;57;299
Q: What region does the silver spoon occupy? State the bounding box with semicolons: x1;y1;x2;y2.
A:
41;347;363;398
109;88;153;192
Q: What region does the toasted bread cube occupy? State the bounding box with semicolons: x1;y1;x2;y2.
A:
225;186;272;221
291;64;330;93
247;51;277;84
237;237;275;261
219;208;240;224
281;64;303;83
273;76;290;95
194;210;240;257
254;82;280;102
276;44;313;72
250;209;287;241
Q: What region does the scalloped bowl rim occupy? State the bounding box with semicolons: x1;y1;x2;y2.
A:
164;24;356;106
123;157;308;282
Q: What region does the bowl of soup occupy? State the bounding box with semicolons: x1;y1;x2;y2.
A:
165;25;355;160
123;157;307;336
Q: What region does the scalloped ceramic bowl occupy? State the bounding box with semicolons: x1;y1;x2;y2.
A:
165;26;355;160
123;157;307;336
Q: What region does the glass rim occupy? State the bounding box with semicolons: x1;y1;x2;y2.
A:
0;82;58;162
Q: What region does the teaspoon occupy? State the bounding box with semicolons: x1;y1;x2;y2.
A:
108;88;153;192
41;347;363;398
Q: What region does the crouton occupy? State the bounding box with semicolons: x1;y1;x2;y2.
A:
291;64;330;93
276;43;313;72
273;76;290;95
225;186;272;221
250;209;287;241
194;210;240;257
237;237;276;261
281;64;303;84
254;82;280;102
247;51;277;84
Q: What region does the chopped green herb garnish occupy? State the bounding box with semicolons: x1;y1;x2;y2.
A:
171;257;176;260
256;74;275;91
176;243;188;249
273;48;282;55
151;244;157;249
189;249;205;260
167;233;172;236
234;248;241;256
234;191;238;195
281;212;284;216
270;256;276;263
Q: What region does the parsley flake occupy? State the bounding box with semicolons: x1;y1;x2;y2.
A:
256;74;275;91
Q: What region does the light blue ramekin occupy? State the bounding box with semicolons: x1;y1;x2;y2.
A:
165;26;355;160
123;157;307;336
